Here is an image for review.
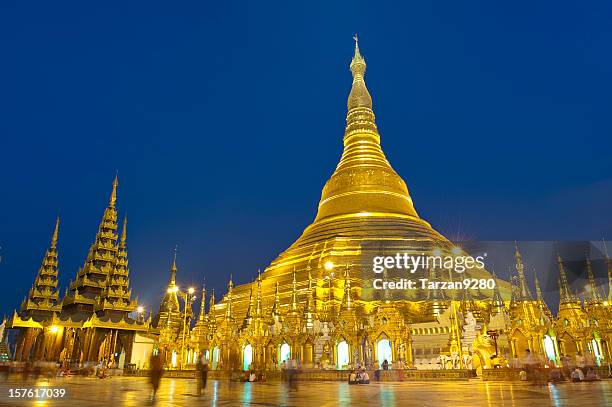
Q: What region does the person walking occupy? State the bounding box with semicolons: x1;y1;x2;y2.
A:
196;354;209;396
149;353;164;401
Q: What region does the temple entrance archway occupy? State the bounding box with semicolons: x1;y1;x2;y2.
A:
171;350;177;368
212;346;220;369
337;340;349;369
280;343;290;363
377;338;392;367
543;335;556;363
243;344;253;371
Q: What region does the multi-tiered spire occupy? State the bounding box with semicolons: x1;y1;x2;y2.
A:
585;255;602;304
270;281;281;323
313;36;420;223
21;217;62;316
340;266;353;311
514;244;533;301
192;281;208;342
225;276;234;321
96;216;137;315
152;250;182;332
534;274;553;321
557;254;575;303
63;176;121;312
490;270;505;315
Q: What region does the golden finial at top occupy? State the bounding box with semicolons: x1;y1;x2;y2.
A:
109;173;119;208
350;34;366;76
347;34;372;110
51;216;60;249
120;215;127;246
171;245;178;272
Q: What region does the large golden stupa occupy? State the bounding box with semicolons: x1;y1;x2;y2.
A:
222;38;502;319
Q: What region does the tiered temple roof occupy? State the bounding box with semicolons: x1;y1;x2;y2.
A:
63;176;123;313
95;216;138;315
20;217;62;318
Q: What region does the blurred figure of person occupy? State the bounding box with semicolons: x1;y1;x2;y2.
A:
196;354;209;396
149;353;164;401
522;349;539;382
288;358;298;391
575;351;585;374
348;370;357;384
548;367;562;383
571;367;584;382
584;368;600;382
359;368;370;384
382;359;389;370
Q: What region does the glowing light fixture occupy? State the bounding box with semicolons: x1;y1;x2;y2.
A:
324;261;334;271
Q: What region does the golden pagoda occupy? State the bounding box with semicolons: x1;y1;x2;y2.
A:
11;218;63;361
9;176;149;365
197;38;513;373
152;251;191;367
21;217;62;317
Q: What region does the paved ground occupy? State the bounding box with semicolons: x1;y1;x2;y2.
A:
0;376;610;406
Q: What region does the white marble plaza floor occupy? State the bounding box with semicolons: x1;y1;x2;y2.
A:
0;375;610;406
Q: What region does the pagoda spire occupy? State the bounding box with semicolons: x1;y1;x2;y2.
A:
557;254;575;303
514;243;533;301
63;176;121;313
534;273;553;320
197;280;206;323
255;271;263;317
97;214;136;315
225;276;234;319
313;36;420;222
290;269;299;311
305;270;316;314
21;217;62;315
120;215;127;245
51;216;59;249
169;246;178;286
242;287;255;329
152;250;181;329
303;270;317;331
347;34;372;111
109;173;118;208
271;281;281;321
585;255;601;303
341;265;353;310
491;269;505;314
534;274;545;302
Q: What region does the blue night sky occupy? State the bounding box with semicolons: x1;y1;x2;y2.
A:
1;2;611;316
